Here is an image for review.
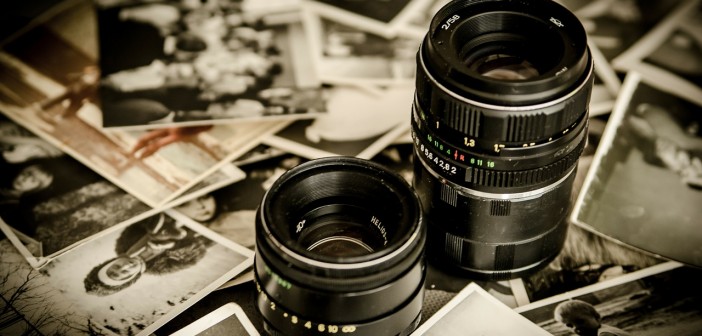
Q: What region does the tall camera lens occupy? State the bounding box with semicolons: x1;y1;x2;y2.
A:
255;157;425;336
412;0;593;280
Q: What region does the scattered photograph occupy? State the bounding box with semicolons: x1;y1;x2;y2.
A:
303;10;420;86
263;85;412;159
0;15;289;207
517;262;702;336
175;153;307;250
95;0;326;129
589;41;621;117
572;72;702;268
523;224;663;303
0;211;253;336
612;0;702;106
162;162;247;210
304;0;434;38
411;283;550;336
0;115;154;268
171;302;260;336
556;0;683;61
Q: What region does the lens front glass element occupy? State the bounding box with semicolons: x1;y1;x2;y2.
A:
296;204;386;257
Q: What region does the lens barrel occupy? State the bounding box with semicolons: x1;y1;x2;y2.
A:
255;157;425;336
413;0;593;280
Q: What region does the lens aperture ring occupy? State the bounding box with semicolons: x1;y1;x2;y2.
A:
415;58;593;144
411;118;586;192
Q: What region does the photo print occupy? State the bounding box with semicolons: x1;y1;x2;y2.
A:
516;262;702;336
175;153;308;251
522;224;663;304
264;85;412;159
302;9;420;86
589;41;621;117
95;0;326;129
555;0;683;61
304;0;435;38
572;72;702;268
0;10;281;207
171;302;260;336
0;115;154;269
411;283;549;336
612;0;702;107
0;211;253;336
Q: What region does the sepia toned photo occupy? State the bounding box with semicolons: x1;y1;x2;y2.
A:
264;86;412;159
96;0;326;129
0;210;253;336
175;153;307;250
556;0;683;61
522;224;663;304
572;72;702;268
304;0;434;38
411;283;549;336
517;262;702;336
171;302;260;336
589;42;621;117
303;10;420;86
0;115;154;268
0;7;291;207
612;0;702;107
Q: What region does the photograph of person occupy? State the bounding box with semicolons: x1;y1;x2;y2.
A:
0;7;286;208
0;210;253;336
517;263;702;336
0;117;152;267
572;72;702;268
96;0;325;129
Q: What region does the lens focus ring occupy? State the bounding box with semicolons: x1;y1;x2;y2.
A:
416;59;593;144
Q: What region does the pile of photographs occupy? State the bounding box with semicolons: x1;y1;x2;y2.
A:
0;0;701;335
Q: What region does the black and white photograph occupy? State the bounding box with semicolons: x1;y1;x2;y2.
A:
304;0;434;38
572;72;702;268
264;85;412;159
96;0;327;129
612;0;702;107
0;5;288;208
0;115;154;268
0;210;253;336
556;0;683;61
517;262;702;336
171;302;260;336
303;10;420;86
411;283;549;336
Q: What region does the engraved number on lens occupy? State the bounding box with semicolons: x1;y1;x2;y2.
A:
441;15;460;30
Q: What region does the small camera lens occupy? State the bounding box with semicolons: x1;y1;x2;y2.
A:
255;157;425;336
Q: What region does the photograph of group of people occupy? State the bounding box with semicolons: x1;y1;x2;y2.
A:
96;0;326;129
2;0;702;335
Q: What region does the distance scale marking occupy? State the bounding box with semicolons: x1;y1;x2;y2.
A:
412;124;586;190
255;279;358;335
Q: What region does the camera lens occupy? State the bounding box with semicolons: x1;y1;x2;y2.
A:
413;0;593;280
254;157;426;336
